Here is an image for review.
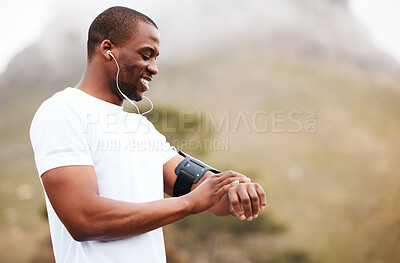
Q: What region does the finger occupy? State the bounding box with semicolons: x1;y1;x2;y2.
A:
228;188;246;220
217;171;251;183
237;186;253;221
216;172;250;185
229;171;251;182
248;186;260;218
216;179;239;197
256;184;267;209
215;176;245;189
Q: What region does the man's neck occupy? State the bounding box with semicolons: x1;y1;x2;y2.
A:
75;61;123;106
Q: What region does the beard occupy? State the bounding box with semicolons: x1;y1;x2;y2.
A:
117;80;142;102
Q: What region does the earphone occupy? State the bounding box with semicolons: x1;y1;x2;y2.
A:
107;50;153;116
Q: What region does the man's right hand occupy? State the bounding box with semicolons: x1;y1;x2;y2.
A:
185;171;245;214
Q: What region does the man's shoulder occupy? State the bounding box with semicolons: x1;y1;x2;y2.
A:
31;88;88;128
35;87;87;115
40;87;79;106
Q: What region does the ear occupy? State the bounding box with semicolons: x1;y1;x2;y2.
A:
100;40;114;60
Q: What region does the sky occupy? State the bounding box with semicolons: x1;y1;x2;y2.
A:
1;0;55;73
349;0;400;65
1;0;400;74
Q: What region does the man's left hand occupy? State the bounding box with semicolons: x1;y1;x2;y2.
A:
228;182;266;221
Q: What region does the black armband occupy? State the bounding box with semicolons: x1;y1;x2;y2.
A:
173;151;220;197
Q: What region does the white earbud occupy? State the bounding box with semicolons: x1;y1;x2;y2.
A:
106;50;112;55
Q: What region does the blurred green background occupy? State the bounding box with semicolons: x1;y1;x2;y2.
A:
1;0;400;262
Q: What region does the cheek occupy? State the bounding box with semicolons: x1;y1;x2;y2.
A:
120;67;138;83
123;60;145;74
121;60;146;81
123;63;135;73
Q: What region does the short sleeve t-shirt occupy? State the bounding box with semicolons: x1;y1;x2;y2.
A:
30;87;177;263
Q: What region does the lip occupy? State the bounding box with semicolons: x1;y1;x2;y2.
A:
142;76;152;82
140;77;152;91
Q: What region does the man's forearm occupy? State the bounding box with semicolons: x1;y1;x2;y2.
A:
73;195;193;242
43;165;244;242
78;170;244;241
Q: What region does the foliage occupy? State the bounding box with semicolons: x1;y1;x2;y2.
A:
264;249;316;263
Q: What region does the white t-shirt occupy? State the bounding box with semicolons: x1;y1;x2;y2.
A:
30;87;177;263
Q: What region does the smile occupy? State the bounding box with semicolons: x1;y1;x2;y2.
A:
141;77;151;91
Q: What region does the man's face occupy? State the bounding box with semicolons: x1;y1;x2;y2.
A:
114;22;160;102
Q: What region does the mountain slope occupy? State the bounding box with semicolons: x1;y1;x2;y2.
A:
0;0;399;107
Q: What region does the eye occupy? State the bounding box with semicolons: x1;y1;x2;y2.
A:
141;54;150;61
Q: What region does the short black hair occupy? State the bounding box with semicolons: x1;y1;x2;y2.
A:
87;6;158;61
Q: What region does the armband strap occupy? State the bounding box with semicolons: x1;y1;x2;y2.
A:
173;151;220;197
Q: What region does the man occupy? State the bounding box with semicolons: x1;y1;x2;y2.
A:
30;6;266;262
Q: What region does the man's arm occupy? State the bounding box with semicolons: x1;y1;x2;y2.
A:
41;165;244;242
163;155;267;220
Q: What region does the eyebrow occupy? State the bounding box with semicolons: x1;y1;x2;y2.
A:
138;46;160;57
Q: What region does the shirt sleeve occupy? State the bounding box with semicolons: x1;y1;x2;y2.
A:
158;138;179;164
30;97;93;176
145;119;178;164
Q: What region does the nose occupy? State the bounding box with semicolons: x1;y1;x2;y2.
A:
147;60;158;75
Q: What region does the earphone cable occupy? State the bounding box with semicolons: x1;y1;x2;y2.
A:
141;95;153;115
110;53;142;115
